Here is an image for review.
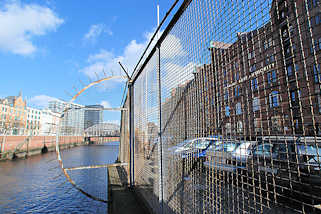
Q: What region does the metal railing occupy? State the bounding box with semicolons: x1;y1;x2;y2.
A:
120;0;321;213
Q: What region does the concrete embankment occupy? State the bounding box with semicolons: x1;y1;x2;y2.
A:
0;136;119;161
0;136;84;151
0;141;89;161
107;164;149;214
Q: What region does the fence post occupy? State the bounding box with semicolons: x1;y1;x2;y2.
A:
157;43;164;214
128;81;135;188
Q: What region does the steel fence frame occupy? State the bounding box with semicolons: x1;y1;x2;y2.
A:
121;0;321;213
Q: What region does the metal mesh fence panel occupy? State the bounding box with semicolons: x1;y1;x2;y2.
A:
120;94;130;181
121;0;321;213
133;52;161;213
56;107;121;204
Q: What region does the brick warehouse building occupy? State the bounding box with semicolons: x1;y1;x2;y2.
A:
159;0;320;140
193;0;321;138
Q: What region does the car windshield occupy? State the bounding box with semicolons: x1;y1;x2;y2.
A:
233;142;251;156
174;139;191;147
207;140;223;150
183;140;194;148
224;142;240;152
212;142;238;151
297;144;321;156
193;140;211;149
253;143;273;156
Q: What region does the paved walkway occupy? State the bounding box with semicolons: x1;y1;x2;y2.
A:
108;164;149;214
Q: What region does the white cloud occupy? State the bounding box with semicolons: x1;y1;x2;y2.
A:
161;34;186;59
84;24;112;43
0;2;63;55
79;30;186;91
162;62;196;90
100;100;111;108
28;95;59;108
88;49;113;63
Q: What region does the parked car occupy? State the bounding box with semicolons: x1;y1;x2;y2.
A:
177;137;222;159
247;136;321;201
204;140;241;172
171;137;222;174
171;139;195;153
229;141;257;172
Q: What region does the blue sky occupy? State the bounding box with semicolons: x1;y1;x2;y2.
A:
0;0;175;124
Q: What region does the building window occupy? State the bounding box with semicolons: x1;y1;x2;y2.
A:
313;0;320;8
289;24;294;35
291;90;301;105
271;116;281;132
250;64;256;73
224;90;229;101
316;15;320;25
234;85;241;97
318;93;321;113
313;64;321;83
224;79;228;87
282;29;288;38
269;91;279;108
266;54;275;65
308;0;312;9
225;123;231;134
285;46;292;57
225;106;230;117
267;70;277;84
310;37;321;53
287;64;293;76
251;78;258;91
236;102;242;115
291;91;296;102
237;121;243;134
294;118;303;134
314;39;320;52
235;72;240;81
248;51;255;59
234;62;239;70
264;37;273;50
253;97;260;111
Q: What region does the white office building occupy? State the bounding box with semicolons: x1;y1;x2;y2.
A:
48;100;85;135
39;109;60;136
26;107;42;136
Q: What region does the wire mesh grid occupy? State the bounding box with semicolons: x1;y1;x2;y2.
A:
121;0;321;213
133;52;161;212
56;107;121;204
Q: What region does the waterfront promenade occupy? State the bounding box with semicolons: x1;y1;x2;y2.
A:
108;164;149;214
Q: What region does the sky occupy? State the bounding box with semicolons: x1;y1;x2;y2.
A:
0;0;176;124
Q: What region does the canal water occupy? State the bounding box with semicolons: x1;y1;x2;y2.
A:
0;142;119;214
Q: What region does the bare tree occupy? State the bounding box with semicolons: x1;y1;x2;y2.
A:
0;116;23;155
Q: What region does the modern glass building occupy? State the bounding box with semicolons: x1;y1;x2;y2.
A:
84;105;103;129
49;100;85;135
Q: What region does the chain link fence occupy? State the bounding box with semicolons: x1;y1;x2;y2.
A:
120;0;321;213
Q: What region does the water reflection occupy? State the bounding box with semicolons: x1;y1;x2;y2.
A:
0;142;119;214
